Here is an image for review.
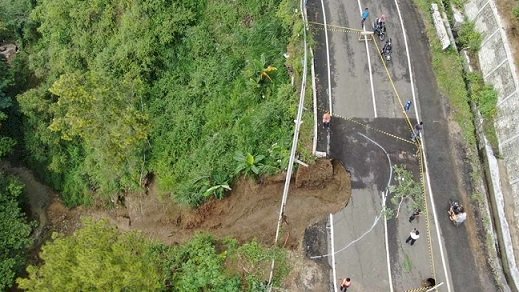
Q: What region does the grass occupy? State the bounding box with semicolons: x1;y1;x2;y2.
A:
403;253;413;272
292;7;316;165
410;0;478;147
457;21;483;53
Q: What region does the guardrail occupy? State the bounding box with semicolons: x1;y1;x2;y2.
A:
267;0;310;289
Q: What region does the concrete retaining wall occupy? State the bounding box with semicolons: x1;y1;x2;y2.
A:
465;0;519;289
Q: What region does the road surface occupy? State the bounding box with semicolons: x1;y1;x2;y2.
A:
307;0;498;290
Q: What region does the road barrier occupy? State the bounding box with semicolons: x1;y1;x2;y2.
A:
267;0;310;289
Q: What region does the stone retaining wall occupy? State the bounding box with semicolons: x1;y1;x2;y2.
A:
465;0;519;289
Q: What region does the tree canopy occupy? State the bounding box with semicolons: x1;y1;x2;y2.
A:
17;219;288;291
0;174;33;290
1;14;33;288
17;219;163;291
11;0;301;206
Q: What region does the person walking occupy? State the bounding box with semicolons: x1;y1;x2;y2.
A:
323;112;331;128
411;121;423;141
361;8;369;28
405;228;420;246
340;278;351;291
404;100;412;112
409;209;421;223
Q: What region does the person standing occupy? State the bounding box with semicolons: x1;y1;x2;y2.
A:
323;112;331;128
361;8;369;28
411;121;423;141
405;228;420;246
404;100;412;112
375;14;386;30
409;209;421;223
340;278;351;291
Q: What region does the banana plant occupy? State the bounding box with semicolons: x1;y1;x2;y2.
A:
203;184;232;199
249;53;277;83
234;151;265;177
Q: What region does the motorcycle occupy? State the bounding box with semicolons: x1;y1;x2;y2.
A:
381;38;392;62
448;199;466;226
373;19;386;41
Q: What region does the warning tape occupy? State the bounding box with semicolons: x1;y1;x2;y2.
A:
418;148;438;285
311;19;438;284
308;21;364;34
316;106;415;145
404;286;431;292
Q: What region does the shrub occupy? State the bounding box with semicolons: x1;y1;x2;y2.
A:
457;21;483;53
513;7;519;20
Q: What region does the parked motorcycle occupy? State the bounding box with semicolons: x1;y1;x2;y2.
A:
381;38;392;62
448;199;466;226
373;19;386;41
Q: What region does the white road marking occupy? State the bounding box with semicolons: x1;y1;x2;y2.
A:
383;192;394;292
393;0;452;291
316;134;394;289
330;213;338;292
320;0;333;155
357;3;378;118
320;0;333;116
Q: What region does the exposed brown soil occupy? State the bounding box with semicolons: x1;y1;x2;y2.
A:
100;159;351;250
6;159;351;290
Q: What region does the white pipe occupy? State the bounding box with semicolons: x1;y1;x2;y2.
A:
311;49;318;155
268;0;309;289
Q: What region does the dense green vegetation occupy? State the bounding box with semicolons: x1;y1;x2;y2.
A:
17;219;288;291
1;58;32;289
2;0;302;287
2;0;302;206
457;21;483;54
0;173;33;290
18;219;162;291
1;12;34;288
467;72;499;152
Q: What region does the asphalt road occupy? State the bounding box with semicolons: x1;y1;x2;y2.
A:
308;0;498;290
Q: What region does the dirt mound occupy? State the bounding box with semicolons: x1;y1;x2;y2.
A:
295;158;333;188
108;159;352;249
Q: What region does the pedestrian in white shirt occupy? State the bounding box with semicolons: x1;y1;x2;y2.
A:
405;228;420;246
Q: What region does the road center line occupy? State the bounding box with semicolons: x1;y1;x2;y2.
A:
356;2;377;118
393;0;452;291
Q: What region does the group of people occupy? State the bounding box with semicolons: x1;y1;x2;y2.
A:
406;209;422;246
360;8;392;57
316;8;459;292
448;201;467;224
